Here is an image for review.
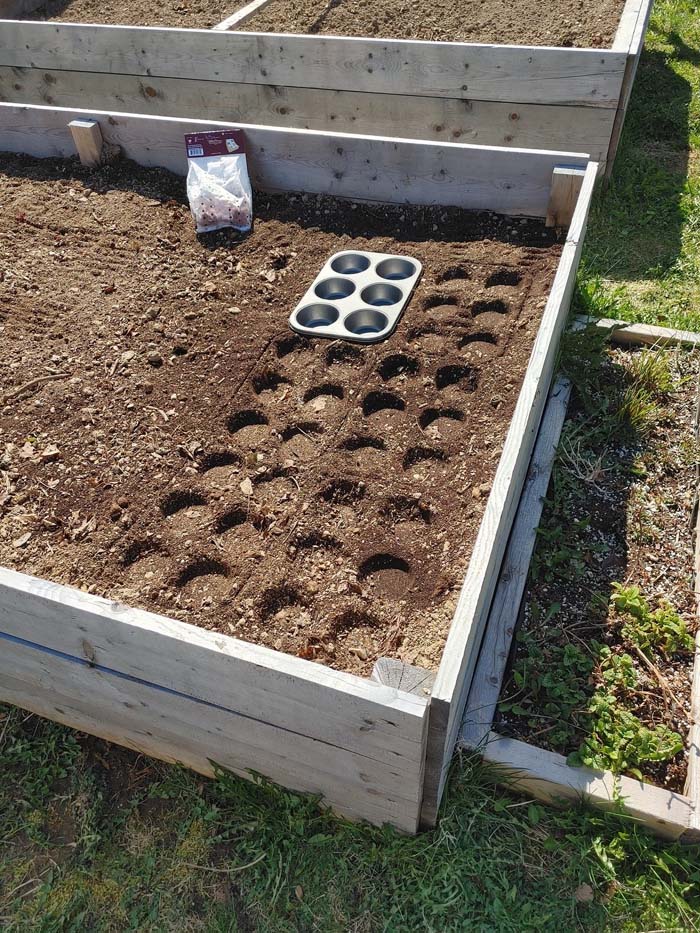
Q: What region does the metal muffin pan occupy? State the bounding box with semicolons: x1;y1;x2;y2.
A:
289;250;423;343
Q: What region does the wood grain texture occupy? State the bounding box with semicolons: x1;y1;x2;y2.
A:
477;733;693;841
0;67;617;161
0;21;627;106
0;634;423;829
0;568;429;830
546;166;586;228
460;376;572;748
420;160;599;829
0;568;425;764
372;658;436;697
0;103;589;216
68;118;103;166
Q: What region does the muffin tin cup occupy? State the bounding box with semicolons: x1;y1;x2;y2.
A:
289;250;422;344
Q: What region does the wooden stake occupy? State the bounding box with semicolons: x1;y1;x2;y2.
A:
546;166;586;229
68;118;103;167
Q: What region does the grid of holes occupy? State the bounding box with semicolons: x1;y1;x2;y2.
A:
119;261;531;666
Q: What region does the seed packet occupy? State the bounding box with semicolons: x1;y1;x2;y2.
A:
185;130;252;234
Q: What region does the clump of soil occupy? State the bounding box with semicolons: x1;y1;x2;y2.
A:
0;152;561;676
27;0;235;28
497;345;699;791
244;0;624;48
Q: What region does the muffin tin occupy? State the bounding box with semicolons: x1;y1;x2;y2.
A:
289;250;423;344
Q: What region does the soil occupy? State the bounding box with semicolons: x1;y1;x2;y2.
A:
26;0;236;28
243;0;625;48
25;0;626;46
0;152;561;677
497;347;700;791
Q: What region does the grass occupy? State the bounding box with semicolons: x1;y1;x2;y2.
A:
2;1;700;928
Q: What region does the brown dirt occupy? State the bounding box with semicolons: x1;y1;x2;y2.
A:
26;0;236;28
243;0;625;48
0;153;561;677
26;0;625;46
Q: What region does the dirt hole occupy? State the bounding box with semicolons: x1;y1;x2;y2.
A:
304;383;344;402
252;370;290;394
419;407;464;429
199;450;242;473
326;343;363;366
377;353;420;381
472;299;508;316
339;434;386;452
160;489;207;517
331;609;379;635
121;538;162;568
439;266;471;282
175;556;229;587
276;334;310;358
362;390;405;416
294;530;342;551
280;421;323;442
321;478;365;504
403;446;447;470
227;409;269;435
486;269;522;287
358;553;410;581
458;332;498;349
423;293;458;310
215;507;248;533
381;495;432;525
260;584;304;619
435;364;478;391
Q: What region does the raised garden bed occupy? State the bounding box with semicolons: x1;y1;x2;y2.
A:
0;0;652;172
0;101;595;832
460;320;700;841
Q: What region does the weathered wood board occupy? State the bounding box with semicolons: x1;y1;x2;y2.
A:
0;17;642;166
0;103;589;216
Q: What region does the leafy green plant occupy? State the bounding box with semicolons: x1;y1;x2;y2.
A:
611;583;694;656
499;630;594;747
572;693;684;779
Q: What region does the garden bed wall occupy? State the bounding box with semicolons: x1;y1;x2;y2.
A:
0;102;596;831
0;0;651;171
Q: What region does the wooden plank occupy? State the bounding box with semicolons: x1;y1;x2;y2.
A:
0;635;423;830
0;567;426;768
684;387;700;832
0;21;627;106
0;67;617;162
68;117;103;166
460;376;571;748
606;0;654;173
546;166;586;228
213;0;275;30
420;160;599;828
0;103;589;217
477;733;693;841
582;317;700;348
613;0;647;52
